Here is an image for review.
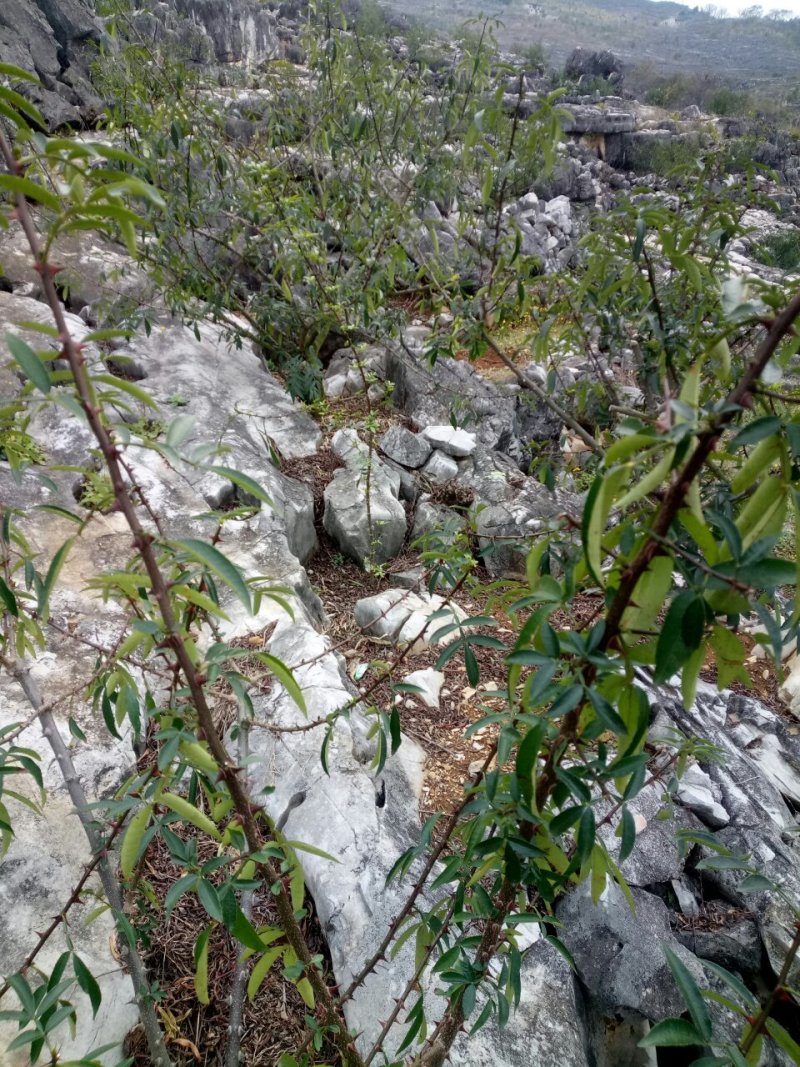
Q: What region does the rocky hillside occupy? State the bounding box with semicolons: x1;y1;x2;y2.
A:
0;0;281;127
1;4;800;1067
387;0;800;92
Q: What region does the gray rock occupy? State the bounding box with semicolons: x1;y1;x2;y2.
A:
331;428;400;496
472;480;581;576
137;0;279;67
323;468;406;567
379;424;431;469
676;917;763;975
0;0;103;129
597;780;699;886
421;449;459;484
244;623;427;1059
382;456;418;502
355;589;466;651
0;220;156;320
421;424;477;458
557;879;704;1021
676;763;730;829
654;683;800;986
386;343;519;453
411;500;466;542
0;588;140;1067
451;937;591;1067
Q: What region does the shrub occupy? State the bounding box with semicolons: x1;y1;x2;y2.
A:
751;230;800;271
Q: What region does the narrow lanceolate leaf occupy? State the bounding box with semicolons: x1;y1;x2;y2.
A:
38;537;75;622
120;804;153;879
255;653;306;715
0;62;39;82
72;955;101;1018
6;334;51;394
765;1017;800;1060
0;175;61;211
582;467;628;587
617;807;636;863
160;792;222;842
209;466;274;507
93;373;158;409
175;539;251;611
638;1017;703;1047
247;946;284;1002
194;924;213;1005
0;576;18;617
663;946;712;1041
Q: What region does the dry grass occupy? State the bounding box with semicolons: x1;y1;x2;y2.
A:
126;834;336;1067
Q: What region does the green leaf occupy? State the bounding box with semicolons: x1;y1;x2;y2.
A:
0;62;39;82
576;807;595;868
194;924;213;1005
93;374;158;409
765;1017;800;1061
72;956;101;1018
0;576;18;617
255;653;306;715
737;873;774;894
120;804;152;880
515;721;544;808
638;1017;703;1047
197;880;222;922
664;946;711;1041
654;591;700;684
6;333;51;394
175;539;251;612
230;908;269;953
617;807;636;863
731;416;782;447
209;466;274;507
37;537;75;622
622;554;674;636
165;413;195;448
160;792;222;842
0;174;61;211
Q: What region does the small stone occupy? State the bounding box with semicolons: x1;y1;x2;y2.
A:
402;668;445;709
421;449;458;484
421;424;477;458
379;425;432;469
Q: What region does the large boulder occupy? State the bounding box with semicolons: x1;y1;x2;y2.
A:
0;0;104;129
0;219;155;320
557;879;702;1021
323;429;407;567
565;48;624;83
323;469;406;566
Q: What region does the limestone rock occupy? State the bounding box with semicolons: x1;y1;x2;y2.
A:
355;588;466;651
421;424;477;458
557;879;704;1021
472;481;581;576
244;623;427;1059
402;668;445;708
0;221;154;320
323;468;406;567
379;424;431;469
411;500;466;542
421;449;459;484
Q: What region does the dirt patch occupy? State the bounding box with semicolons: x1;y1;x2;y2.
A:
126;834;337;1067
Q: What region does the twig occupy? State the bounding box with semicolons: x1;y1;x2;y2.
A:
480;331;602;454
10;661;172;1067
740;919;800;1055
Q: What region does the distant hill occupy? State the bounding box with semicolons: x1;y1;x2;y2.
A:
384;0;800;93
